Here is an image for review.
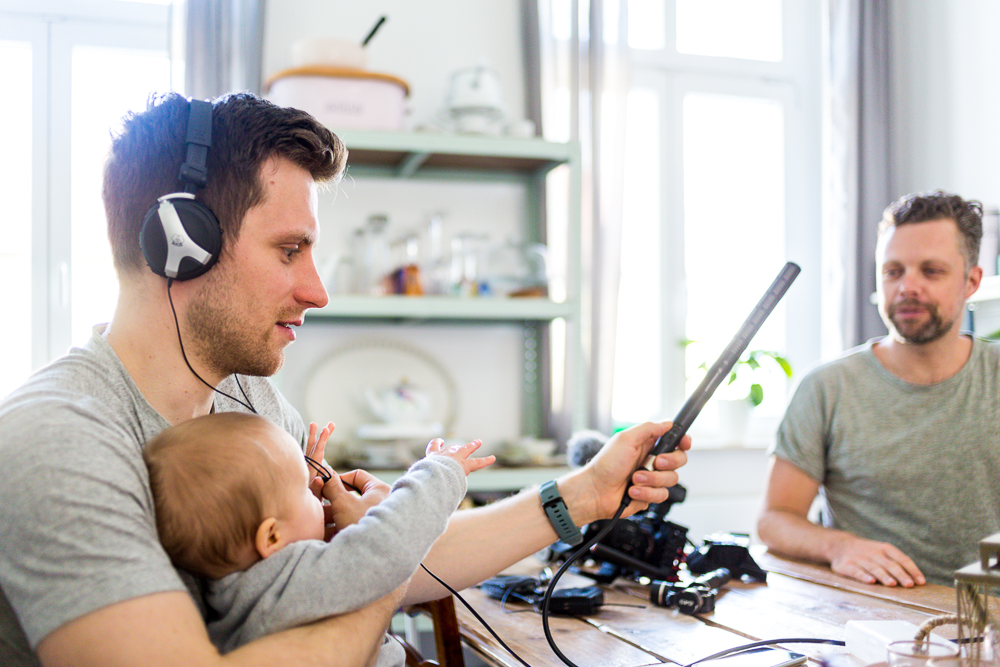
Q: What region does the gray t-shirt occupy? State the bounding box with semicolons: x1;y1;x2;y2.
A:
772;336;1000;585
0;326;367;665
207;456;466;656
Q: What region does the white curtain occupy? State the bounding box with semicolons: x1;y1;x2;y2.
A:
171;0;266;100
532;0;629;434
822;0;891;356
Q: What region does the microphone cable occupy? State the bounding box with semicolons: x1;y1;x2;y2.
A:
540;492;631;667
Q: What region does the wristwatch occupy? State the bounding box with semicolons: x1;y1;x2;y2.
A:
540;480;583;546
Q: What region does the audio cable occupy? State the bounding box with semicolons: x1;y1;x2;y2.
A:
682;638;846;667
419;563;534;667
166;278;258;414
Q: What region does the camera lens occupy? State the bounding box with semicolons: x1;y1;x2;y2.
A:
649;580;677;607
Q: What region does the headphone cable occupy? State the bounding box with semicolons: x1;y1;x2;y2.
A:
418;563;534;667
166;278;257;414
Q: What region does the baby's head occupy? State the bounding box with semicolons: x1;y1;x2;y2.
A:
144;412;326;579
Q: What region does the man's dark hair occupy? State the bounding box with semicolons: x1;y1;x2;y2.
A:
879;190;984;271
103;91;347;276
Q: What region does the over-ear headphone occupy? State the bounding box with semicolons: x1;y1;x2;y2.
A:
140;98;222;281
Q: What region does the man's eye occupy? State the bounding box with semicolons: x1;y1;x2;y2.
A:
283;246;299;259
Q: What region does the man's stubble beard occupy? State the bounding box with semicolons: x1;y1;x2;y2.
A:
184;268;284;379
886;299;956;345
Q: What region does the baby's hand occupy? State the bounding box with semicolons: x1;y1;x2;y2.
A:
425;438;496;476
322;469;391;537
306;421;335;498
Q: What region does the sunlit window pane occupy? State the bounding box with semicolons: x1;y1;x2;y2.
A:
550;0;574;43
0;41;33;397
676;0;783;62
682;93;786;413
612;87;662;424
628;0;666;50
71;46;170;348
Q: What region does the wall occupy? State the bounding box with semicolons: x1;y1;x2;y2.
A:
262;0;527;130
889;0;1000;210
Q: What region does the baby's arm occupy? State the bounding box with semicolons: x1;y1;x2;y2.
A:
424;438;496;476
324;439;493;532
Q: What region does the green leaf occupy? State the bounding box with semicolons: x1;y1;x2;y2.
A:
774;356;793;377
749;383;764;406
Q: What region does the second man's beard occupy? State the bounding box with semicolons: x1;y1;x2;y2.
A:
887;299;955;344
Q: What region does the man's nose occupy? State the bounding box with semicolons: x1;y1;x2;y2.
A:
898;270;923;296
298;256;330;309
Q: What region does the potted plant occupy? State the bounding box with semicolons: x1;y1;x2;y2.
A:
684;341;793;444
719;349;793;407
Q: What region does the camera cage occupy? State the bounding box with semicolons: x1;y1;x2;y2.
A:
549;483;689;584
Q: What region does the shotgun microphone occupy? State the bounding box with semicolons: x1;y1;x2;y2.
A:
641;261;801;471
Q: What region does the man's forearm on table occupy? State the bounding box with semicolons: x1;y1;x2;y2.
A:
757;508;848;564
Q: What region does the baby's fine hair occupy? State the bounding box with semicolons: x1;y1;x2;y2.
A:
143;412;288;579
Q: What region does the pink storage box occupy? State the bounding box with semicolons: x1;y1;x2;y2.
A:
266;66;410;131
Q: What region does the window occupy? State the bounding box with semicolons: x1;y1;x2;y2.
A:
70;44;171;347
612;1;821;444
0;33;35;398
0;1;169;397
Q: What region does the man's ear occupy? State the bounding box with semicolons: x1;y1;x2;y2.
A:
254;517;283;559
966;264;983;299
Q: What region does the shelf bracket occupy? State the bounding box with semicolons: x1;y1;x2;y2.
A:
396;151;431;178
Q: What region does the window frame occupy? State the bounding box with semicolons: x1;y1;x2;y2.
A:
0;0;169;372
616;0;822;442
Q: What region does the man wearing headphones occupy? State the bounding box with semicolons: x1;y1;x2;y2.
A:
0;92;690;667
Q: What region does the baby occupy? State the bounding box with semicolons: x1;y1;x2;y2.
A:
143;411;494;652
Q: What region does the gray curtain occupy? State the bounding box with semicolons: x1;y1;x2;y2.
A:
172;0;266;100
822;0;891;356
532;0;629;434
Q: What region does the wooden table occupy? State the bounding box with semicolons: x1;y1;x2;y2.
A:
448;550;978;667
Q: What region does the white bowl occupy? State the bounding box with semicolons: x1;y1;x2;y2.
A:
291;38;367;69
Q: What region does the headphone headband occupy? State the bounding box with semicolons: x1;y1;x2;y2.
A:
178;98;213;191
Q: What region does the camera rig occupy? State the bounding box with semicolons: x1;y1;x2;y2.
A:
550;483;689;584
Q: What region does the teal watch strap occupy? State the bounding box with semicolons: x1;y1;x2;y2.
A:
540;480;583;546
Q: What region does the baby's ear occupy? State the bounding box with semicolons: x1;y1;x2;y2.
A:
254;517;282;559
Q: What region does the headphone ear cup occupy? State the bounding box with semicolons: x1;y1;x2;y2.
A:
140;195;222;281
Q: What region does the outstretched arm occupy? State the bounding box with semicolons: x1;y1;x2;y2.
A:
404;420;690;603
756;456;925;587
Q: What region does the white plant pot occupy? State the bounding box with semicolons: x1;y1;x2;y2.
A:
717;398;752;446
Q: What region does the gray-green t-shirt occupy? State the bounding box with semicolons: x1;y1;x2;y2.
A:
772;336;1000;585
0;326;305;665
